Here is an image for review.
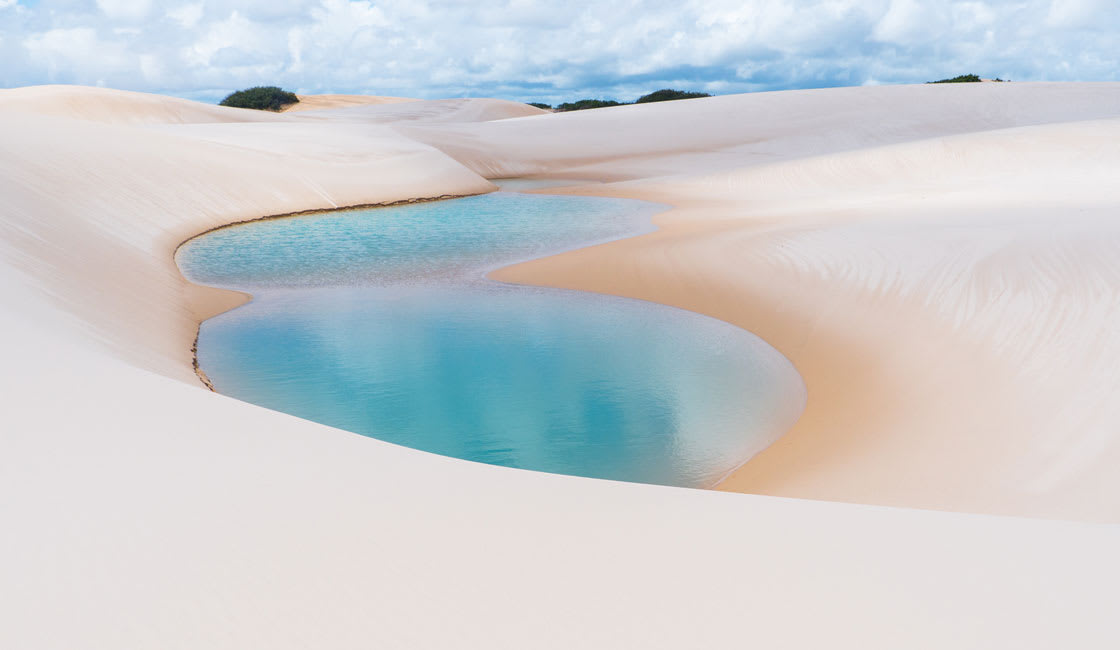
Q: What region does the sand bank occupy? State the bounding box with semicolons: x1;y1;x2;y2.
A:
2;84;1120;648
407;83;1120;522
488;117;1120;522
281;92;419;112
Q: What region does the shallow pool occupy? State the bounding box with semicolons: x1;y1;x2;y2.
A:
178;191;804;487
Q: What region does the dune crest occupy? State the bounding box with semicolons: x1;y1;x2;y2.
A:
0;84;293;124
281;93;420;112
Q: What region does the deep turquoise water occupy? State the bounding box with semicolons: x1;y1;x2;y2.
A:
178;191;805;487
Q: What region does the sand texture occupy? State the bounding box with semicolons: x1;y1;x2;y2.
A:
2;83;1120;649
399;82;1120;521
281;93;419;112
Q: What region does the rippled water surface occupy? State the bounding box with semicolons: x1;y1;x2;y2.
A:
178;192;804;487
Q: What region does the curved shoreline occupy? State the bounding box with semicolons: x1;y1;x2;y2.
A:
177;188;805;487
486;120;1120;521
172;192;485;258
176;192;497;392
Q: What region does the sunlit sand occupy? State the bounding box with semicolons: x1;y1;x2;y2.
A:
2;82;1119;648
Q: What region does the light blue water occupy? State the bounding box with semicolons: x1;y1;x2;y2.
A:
178;192;805;487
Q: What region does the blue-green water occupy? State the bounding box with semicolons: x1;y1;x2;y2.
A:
178;192;805;487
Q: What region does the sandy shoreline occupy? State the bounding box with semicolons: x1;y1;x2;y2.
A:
4;83;1120;648
492;122;1120;521
465;108;1120;523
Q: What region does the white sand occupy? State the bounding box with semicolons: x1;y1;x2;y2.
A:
464;85;1120;522
293;95;549;123
2;83;1120;648
281;93;419;112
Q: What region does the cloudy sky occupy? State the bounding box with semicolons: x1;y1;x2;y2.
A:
1;0;1117;104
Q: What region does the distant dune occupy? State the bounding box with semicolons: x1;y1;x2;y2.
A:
0;84;289;124
281;92;419;112
2;82;1119;649
292;95;549;122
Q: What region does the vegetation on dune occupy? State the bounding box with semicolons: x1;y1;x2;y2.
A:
527;102;553;110
556;98;624;111
928;74;982;84
635;88;711;103
544;88;712;112
219;86;300;111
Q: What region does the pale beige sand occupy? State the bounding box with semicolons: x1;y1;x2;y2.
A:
281;92;418;112
2;84;1120;648
407;82;1120;522
295;96;549;123
0;84;292;124
0;88;494;380
402;82;1120;179
490;119;1120;522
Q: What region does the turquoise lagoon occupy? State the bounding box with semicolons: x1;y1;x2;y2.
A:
177;191;805;488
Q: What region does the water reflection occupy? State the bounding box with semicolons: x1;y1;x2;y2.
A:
180;192;805;487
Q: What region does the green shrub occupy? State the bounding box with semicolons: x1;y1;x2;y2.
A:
528;102;552;110
551;89;712;112
555;99;624;112
219;86;300;111
928;74;982;84
635;88;711;103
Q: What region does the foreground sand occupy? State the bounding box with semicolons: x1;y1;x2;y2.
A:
2;84;1119;648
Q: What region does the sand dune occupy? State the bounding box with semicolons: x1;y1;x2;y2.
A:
281;92;419;112
3;83;1120;648
0;89;493;381
293;95;548;123
404;82;1120;520
0;85;293;124
403;82;1120;178
491;117;1120;521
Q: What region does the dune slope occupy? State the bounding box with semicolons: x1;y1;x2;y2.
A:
2;84;1119;649
404;82;1120;178
0;85;294;125
491;116;1120;521
0;88;494;380
281;93;419;112
294;96;548;123
403;81;1120;521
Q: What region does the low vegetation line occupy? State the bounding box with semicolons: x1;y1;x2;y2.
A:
531;88;711;112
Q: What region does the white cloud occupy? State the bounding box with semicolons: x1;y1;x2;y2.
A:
96;0;152;21
168;3;204;29
182;11;268;68
23;27;131;83
1045;0;1116;28
872;0;951;44
2;0;1118;102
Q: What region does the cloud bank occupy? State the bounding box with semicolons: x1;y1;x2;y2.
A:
1;0;1117;103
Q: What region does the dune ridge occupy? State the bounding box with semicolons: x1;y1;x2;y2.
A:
280;93;419;112
2;83;1119;648
294;96;549;123
0;85;294;125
